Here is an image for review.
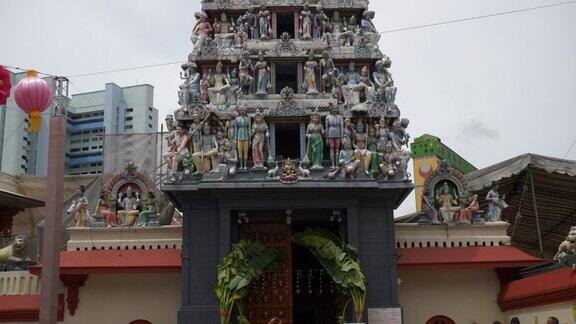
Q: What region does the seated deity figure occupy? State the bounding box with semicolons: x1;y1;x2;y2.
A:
241;7;257;39
192;123;219;174
361;10;380;49
164;126;190;182
306;109;325;169
178;62;200;107
208;62;232;105
239;51;254;94
352;121;372;175
320;50;336;93
458;192;479;224
325;103;344;168
251;110;269;169
436;182;461;224
255;52;271;95
302;51;319;94
257;4;271;39
379;143;397;179
136;191;158;227
338;140;360;179
218;139;238;181
190;12;214;54
422;188;440;224
313;5;329;38
117;186;141;227
234;107;251;170
96;191;118;227
373;57;397;104
340;62;367;106
331;11;353;46
299;3;313;40
486;181;508;222
214;12;235;49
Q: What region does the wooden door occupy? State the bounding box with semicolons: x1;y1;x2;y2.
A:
426;316;456;324
240;222;293;324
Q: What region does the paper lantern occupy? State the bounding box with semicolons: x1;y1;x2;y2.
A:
0;66;11;105
14;70;52;132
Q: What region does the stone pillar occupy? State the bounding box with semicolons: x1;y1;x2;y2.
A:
178;195;221;324
299;122;306;160
294;12;300;39
269;123;276;159
272;12;278;39
297;62;303;94
271;62;277;94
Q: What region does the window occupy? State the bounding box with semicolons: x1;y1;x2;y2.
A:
125;125;133;130
126;116;133;121
71;139;81;144
71;132;82;136
82;139;89;143
148;115;152;120
148;123;153;128
92;138;99;142
71;148;80;152
91;146;97;150
126;108;134;113
277;12;295;38
81;147;89;151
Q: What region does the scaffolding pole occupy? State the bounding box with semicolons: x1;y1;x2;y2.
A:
529;171;544;257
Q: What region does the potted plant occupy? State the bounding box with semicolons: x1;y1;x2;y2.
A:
293;228;367;324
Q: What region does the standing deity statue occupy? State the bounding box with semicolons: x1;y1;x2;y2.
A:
353;121;372;175
164;115;178;154
299;3;313;40
199;74;209;103
422;188;440;224
178;62;200;107
190;12;214;54
257;4;271;39
320;50;336;93
234;107;251;170
192;123;219;174
325;103;344;168
436;182;461;224
302;51;319;94
68;186;89;227
313;5;329;38
366;123;381;174
341;62;365;106
306;109;325;169
375;116;391;152
486;181;508;222
255;51;271;95
251;110;269;169
214;12;235;49
373;57;397;104
117;186;141;226
241;7;257;39
238;51;254;94
208;61;231;105
189;112;204;153
361;10;380;49
164;126;190;182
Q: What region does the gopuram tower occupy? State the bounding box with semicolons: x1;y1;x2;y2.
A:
163;0;413;322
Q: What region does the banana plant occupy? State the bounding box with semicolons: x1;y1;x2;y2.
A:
293;228;367;323
215;240;284;324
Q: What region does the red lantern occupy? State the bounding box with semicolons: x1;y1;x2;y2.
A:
0;65;11;105
14;70;52;132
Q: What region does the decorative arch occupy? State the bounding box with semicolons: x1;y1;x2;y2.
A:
426;315;455;324
129;320;152;324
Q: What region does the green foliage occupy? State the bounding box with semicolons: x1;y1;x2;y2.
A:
293;228;367;322
215;240;284;324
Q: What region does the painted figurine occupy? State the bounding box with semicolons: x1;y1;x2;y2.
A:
255;51;271;95
218;139;238;181
299;2;313;40
68;185;89;227
320;50;336;93
353;121;372;175
178;62;200;107
373;57;397;104
486;181;508;222
436;182;461;224
306;109;325;169
136;191;158;227
190;12;213;54
208;61;231;105
96;191;118;227
251;110;269;169
302;51;319;94
239;51;254;94
325;103;344;168
164;126;190;182
234;107;251;170
313;5;329;38
257;4;271;39
192;123;219;174
117;186;140;227
360;10;380;48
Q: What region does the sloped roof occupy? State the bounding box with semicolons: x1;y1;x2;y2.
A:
464;154;576;257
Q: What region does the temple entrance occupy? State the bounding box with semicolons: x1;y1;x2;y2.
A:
276;12;295;38
274;122;301;160
275;63;299;94
426;315;456;324
292;221;341;324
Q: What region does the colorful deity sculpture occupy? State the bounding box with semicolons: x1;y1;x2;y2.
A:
302;51;319;94
136;192;158;227
360;10;380;49
191;12;213;54
179;62;201;107
313;5;329;38
241;7;257;39
257;4;271;39
67;186;89;227
485;181;508;222
325;103;344;168
306;109;325;169
208;61;232;106
193;123;219;174
218;139;238;181
436;182;461;224
214;12;235;49
251;110;269;169
164;126;190;182
299;2;313;40
117;186;141;227
320;50;336;93
373;57;397;104
96;191;118;227
352;121;372;175
234;107;251;170
255;52;271;95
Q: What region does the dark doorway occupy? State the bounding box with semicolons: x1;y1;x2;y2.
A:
277;12;295;38
275;122;301;160
426;316;456;324
292;220;342;324
275;63;299;94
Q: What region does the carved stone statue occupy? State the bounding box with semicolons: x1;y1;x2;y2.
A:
302;51;319;94
352;121;372;175
554;226;576;261
241;7;257;39
313;5;329;38
421;188;440;224
360;66;375;103
255;51;271;95
251;110;269;169
373;58;397;104
208;61;232;105
192;123;219;174
164;126;190;182
199;74;209;103
436;182;461;224
320;50;336;93
67;185;89;227
218;139;238;181
306;109;325;169
257;4;271;39
136;191;158;227
239;51;254;94
214;12;235;49
191;12;214;54
299;2;313;40
325;103;344;168
117;186;141;226
339;140;360;179
341;62;366;106
486;181;508;222
0;236;27;262
228;68;240;104
361;10;380;49
234;22;248;49
391;118;410;151
234;107;251;170
331;11;353;46
178;62;200;107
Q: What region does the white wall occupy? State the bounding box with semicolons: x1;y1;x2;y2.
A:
399;268;505;324
506;302;576;324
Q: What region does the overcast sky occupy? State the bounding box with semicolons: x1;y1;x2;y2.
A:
1;0;575;214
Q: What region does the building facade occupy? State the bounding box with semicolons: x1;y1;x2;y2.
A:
0;72;158;176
